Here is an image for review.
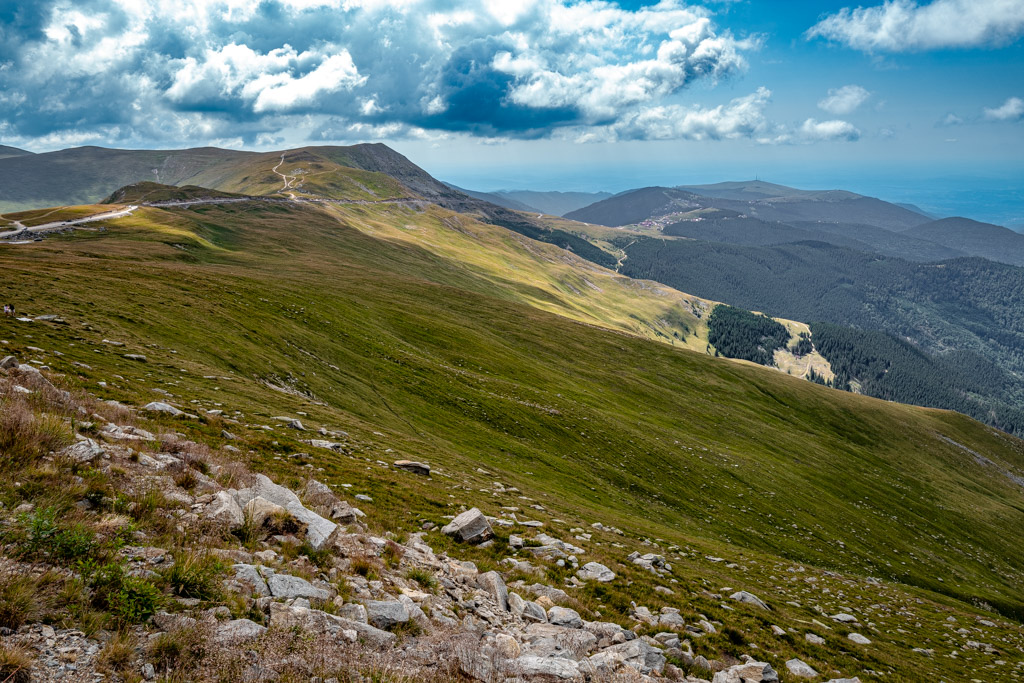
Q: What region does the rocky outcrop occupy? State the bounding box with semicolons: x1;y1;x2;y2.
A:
232;474;338;549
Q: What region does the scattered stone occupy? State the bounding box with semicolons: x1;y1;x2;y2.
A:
786;658;819;678
267;574;329;600
366;600;410;630
848;632;871;645
123;354;147;362
831;613;858;623
143;401;183;416
576;561;615;583
217;619;267;641
805;633;825;645
441;507;493;544
478;571;509;612
393;460;430;476
61;437;104;464
0;355;17;369
588;639;666;675
730;591;769;610
712;661;779;683
547;606;584;628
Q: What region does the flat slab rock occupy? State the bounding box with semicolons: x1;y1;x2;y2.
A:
267;573;329;600
712;661;779;683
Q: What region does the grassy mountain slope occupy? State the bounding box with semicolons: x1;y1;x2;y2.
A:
902;217;1024;267
0;144;33;160
3;199;1024;617
0;146;252;212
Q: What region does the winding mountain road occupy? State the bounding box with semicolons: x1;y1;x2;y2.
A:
0;205;139;242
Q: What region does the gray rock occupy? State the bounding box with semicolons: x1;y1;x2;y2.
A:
441;507;493;544
205;490;244;529
522;601;548;623
511;656;582;680
659;611;686;628
576;561;615;583
232;564;270;597
393;460;430;476
233;474;338;549
221;430;237;440
785;659;818;678
730;590;769;610
143;401;183;416
366;600;409;630
526;583;570;604
142;663;156;680
831;612;858;623
302;479;337;506
266;573;329;601
805;633;824;645
62;437;104;464
268;603;395;648
588;639;666;675
508;592;526;617
848;633;871;645
712;661;779;683
478;570;509;611
338;603;367;623
287;419;305;431
0;356;17;369
123;354;147;362
547;606;583;628
216;619;267;641
826;679;862;683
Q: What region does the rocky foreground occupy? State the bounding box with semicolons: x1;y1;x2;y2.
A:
0;354;1012;682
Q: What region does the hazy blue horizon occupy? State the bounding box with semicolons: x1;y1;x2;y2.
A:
437;163;1024;227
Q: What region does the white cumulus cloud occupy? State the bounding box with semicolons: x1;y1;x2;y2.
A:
807;0;1024;52
984;97;1024;121
818;85;870;115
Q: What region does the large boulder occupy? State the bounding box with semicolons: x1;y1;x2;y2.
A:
587;639;666;675
712;662;779;683
393;460;430;476
233;474;338;549
730;591;769;610
266;573;329;601
205;491;244;529
576;562;615;583
441;508;493;544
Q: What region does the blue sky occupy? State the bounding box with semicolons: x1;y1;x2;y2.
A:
1;0;1022;222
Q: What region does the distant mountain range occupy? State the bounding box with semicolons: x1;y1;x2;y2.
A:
447;185;613;217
